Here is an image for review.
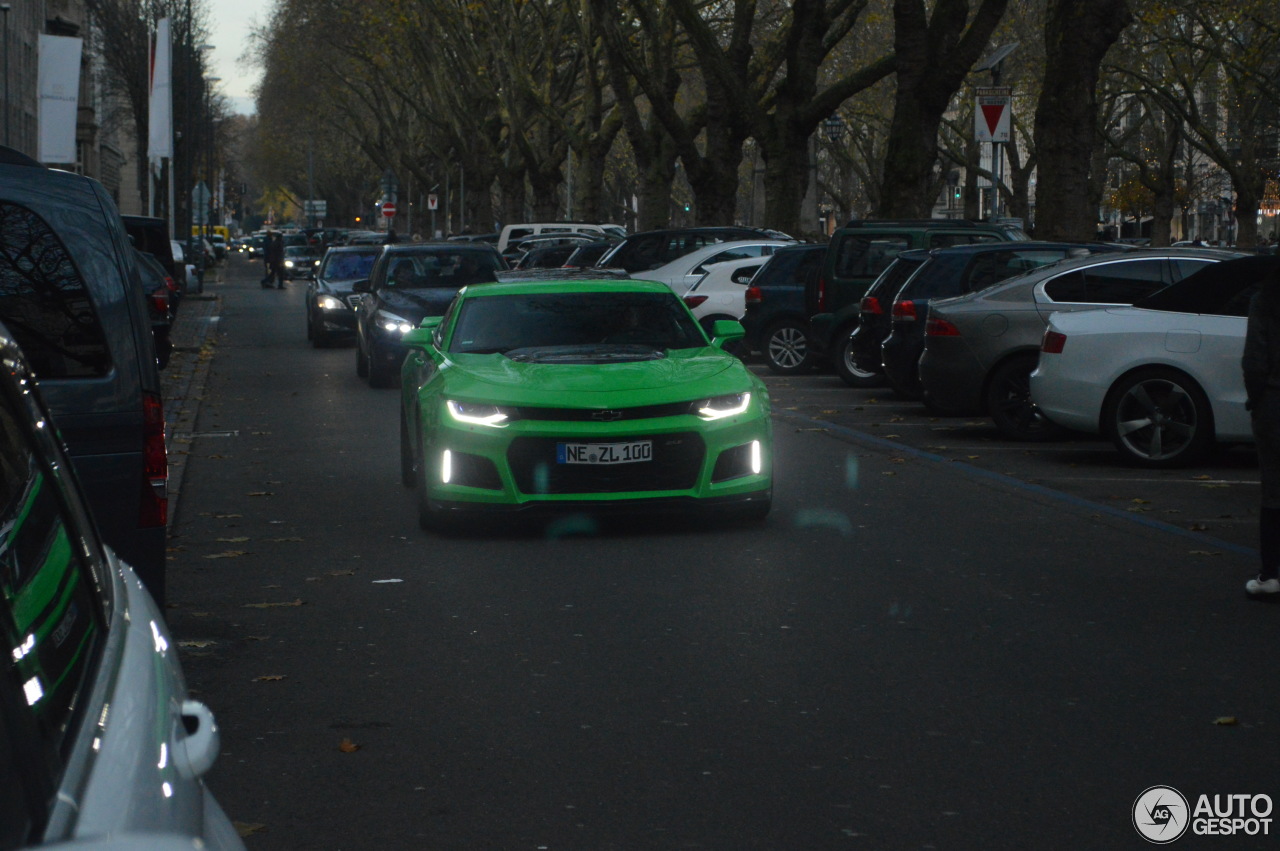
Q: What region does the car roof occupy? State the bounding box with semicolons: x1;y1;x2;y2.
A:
463;278;675;298
925;240;1108;257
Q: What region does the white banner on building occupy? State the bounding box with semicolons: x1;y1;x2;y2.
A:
148;18;173;159
37;35;83;164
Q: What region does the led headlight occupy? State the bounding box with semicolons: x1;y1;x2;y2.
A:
695;392;751;420
375;311;414;335
284;259;295;268
316;295;345;311
447;399;512;427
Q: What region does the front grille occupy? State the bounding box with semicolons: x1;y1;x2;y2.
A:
513;402;692;422
344;294;361;309
508;433;705;494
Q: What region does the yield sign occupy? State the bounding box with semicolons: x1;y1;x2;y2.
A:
975;87;1011;143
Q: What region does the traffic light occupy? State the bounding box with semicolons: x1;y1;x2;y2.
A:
953;187;962;200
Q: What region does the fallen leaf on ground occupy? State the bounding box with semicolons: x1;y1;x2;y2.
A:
246;491;274;497
234;823;266;838
1132;498;1151;504
1188;523;1208;531
1189;550;1222;556
338;738;361;753
217;536;250;543
178;640;216;649
1192;474;1213;480
204;550;248;559
270;536;304;542
243;599;305;608
212;513;243;519
253;675;286;682
966;455;980;460
1214;716;1237;725
328;570;356;577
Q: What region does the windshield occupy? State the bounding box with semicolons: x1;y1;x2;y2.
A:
384;249;502;289
449;291;706;354
321;251;378;280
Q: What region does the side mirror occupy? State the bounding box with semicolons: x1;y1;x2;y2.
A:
709;319;745;348
351;279;371;293
402;327;435;348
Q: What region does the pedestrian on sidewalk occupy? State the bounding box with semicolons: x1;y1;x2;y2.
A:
1244;263;1280;596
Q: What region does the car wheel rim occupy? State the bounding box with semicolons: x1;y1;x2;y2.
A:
993;369;1051;433
768;327;806;369
841;340;875;379
1115;378;1196;460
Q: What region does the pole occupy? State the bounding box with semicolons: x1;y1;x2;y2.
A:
307;140;315;228
459;167;465;234
1;4;10;148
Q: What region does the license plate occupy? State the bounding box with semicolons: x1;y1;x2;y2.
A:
557;440;653;465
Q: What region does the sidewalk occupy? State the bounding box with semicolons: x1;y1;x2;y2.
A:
162;268;223;529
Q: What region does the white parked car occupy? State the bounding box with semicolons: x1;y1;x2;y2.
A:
1030;255;1277;467
681;255;766;330
635;239;791;295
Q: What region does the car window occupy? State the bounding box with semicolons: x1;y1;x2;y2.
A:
1044;259;1166;304
899;254;970;298
961;249;1075;293
1173;259;1214;281
0;390;106;767
692;245;771;274
450;291;705;353
661;234;723;265
928;232;1001;249
382;250;501;289
832;235;910;279
321;251;378;280
0;202;113;379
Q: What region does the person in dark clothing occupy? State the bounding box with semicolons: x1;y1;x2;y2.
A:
262;231;285;288
1244;264;1280;596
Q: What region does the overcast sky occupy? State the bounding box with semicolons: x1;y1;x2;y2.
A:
205;0;265;115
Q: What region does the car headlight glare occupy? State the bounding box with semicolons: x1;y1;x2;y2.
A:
317;295;344;311
284;260;295;268
447;399;512;427
696;392;751;420
375;311;414;334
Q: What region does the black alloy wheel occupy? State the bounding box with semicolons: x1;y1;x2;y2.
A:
985;354;1065;442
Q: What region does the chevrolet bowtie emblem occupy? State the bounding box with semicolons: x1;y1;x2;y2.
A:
591;410;623;422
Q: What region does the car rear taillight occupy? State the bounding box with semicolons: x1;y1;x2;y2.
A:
744;286;763;306
891;299;918;321
925;317;960;337
816;276;827;313
140;391;168;527
163;275;178;295
860;296;882;315
683;295;709;309
150;291;170;316
1041;329;1067;354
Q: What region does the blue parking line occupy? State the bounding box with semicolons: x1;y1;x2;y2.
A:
776;409;1260;559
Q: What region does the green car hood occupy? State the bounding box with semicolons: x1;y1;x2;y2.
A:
440;348;749;405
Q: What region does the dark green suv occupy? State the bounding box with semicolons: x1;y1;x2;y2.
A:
808;219;1028;385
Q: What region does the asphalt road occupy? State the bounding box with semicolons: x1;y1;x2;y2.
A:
165;255;1275;850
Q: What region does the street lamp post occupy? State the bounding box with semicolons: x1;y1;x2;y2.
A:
204;75;220;253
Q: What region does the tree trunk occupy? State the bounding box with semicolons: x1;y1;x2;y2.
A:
878;0;1010;218
761;125;815;237
1032;0;1132;241
497;167;526;226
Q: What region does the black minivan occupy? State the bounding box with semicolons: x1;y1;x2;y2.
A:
0;146;168;603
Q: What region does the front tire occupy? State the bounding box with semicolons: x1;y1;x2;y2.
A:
400;408;417;488
832;324;882;388
368;345;397;389
986;354;1065;442
355;337;369;378
1103;367;1214;468
763;319;813;375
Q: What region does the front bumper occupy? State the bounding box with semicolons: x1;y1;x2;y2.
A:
419;403;773;510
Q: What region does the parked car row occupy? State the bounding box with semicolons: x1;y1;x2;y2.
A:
0;144;244;848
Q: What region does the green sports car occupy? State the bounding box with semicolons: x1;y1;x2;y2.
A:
398;278;773;529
